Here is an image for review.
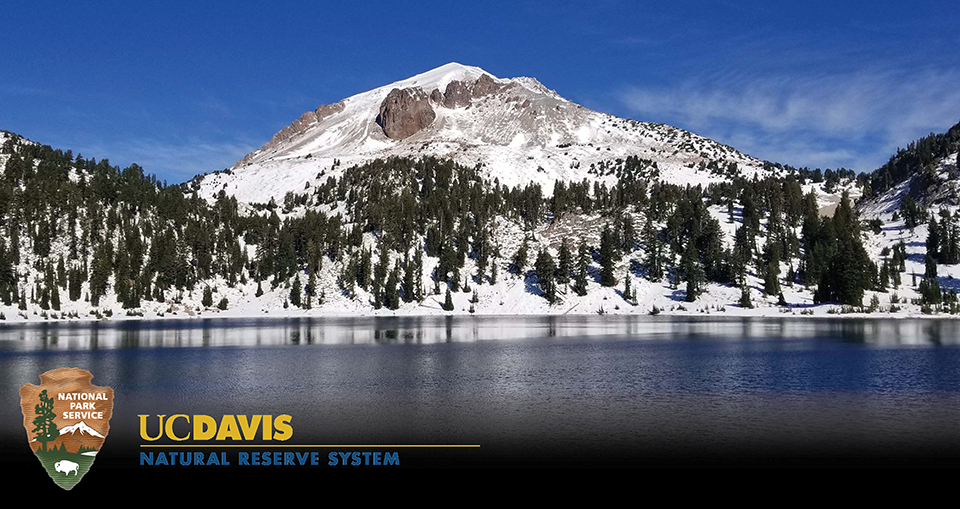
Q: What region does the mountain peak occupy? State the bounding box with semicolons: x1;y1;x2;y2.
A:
388;62;494;92
60;421;105;438
203;63;768;202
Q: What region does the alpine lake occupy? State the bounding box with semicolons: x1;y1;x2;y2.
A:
3;315;960;475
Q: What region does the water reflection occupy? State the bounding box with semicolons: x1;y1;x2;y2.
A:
0;316;957;351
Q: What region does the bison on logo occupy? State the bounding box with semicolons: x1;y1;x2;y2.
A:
19;368;114;491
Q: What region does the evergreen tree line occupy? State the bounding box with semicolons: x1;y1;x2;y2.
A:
2;128;956;314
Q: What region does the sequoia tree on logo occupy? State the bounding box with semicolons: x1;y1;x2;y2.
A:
19;367;114;491
32;389;60;451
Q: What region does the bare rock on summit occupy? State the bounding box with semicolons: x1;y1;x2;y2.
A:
443;74;505;109
377;87;436;139
443;80;472;109
472;73;502;97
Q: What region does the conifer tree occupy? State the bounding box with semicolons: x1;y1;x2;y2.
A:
573;238;590;296
291;274;302;308
621;213;636;253
443;288;454;311
879;261;890;291
924;253;937;280
306;266;316;309
557;239;572;285
385;264;400;310
89;244;112;307
599;226;616;287
512;237;529;275
412;247;424;301
373;247;388;309
534;249;557;304
763;240;781;297
739;283;753;308
359;248;372;290
942;214;960;264
50;279;60;311
402;252;415;303
643;216;663;282
451;267;461;292
680;240;704;302
927;217;941;261
56;256;66;289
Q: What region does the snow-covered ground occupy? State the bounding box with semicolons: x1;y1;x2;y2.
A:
5;198;958;324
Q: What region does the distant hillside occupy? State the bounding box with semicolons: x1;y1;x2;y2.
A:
864;119;960;205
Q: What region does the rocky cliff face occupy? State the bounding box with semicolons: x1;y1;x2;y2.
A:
376;88;436;140
442;74;508;108
375;74;515;139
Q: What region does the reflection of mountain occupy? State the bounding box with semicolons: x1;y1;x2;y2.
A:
41;420;106;453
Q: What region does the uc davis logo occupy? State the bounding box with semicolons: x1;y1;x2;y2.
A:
19;367;114;491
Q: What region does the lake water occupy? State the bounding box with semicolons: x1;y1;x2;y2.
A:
3;315;960;481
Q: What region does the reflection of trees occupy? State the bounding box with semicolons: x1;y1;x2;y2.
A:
925;321;943;346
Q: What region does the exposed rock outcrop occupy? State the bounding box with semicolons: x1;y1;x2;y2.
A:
316;101;345;122
443;80;472;109
268;111;316;147
442;74;507;109
377;87;436;139
472;73;502;97
239;100;345;165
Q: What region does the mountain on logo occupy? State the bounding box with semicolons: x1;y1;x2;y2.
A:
58;421;106;439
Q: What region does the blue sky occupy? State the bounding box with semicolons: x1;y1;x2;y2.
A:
3;1;959;182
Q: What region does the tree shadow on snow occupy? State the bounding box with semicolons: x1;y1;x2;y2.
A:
523;271;545;298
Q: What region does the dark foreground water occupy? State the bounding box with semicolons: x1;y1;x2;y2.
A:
3;316;959;489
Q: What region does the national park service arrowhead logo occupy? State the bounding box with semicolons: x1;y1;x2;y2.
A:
19;368;114;490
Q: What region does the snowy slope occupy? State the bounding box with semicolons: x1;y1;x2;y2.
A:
196;63;772;202
859;151;960;219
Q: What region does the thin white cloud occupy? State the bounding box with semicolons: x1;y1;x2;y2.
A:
620;67;960;171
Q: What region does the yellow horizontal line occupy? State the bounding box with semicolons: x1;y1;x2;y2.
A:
140;444;479;448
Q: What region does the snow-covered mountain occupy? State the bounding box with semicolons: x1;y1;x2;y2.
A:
58;421;105;438
31;421;105;442
196;63;772;202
